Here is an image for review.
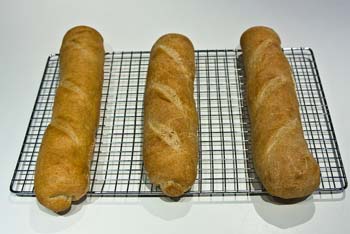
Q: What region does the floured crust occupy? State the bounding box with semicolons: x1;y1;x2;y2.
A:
143;34;198;197
240;26;320;199
34;26;105;213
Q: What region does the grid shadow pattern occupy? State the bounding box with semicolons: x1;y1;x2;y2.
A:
10;48;347;197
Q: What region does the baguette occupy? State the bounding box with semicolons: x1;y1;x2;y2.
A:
143;33;198;197
240;26;320;199
34;26;105;212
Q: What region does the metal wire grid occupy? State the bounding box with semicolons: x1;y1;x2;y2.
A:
10;48;347;197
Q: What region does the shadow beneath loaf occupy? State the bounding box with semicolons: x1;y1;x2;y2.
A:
138;168;194;220
236;54;316;228
251;195;316;229
29;199;85;233
140;196;193;221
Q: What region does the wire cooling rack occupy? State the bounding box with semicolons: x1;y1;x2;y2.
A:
10;48;347;197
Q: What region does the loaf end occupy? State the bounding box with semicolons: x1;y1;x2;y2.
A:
240;26;281;50
152;33;194;50
264;156;321;199
160;180;188;197
36;194;72;213
63;25;103;42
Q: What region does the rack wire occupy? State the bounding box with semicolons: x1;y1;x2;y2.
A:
10;48;347;197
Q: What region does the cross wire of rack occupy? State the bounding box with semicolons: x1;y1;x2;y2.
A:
10;48;347;197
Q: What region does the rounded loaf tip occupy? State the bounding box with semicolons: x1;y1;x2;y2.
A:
65;25;102;35
62;25;104;45
36;194;72;214
240;26;281;50
160;180;188;197
157;33;192;42
152;33;194;52
266;159;321;199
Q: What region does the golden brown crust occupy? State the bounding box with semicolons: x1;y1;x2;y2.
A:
34;25;105;213
143;33;198;197
240;26;320;199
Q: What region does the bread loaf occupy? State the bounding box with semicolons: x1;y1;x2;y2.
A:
240;26;320;199
143;33;198;197
34;26;105;212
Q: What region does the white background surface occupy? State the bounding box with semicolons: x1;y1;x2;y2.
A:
1;0;349;233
